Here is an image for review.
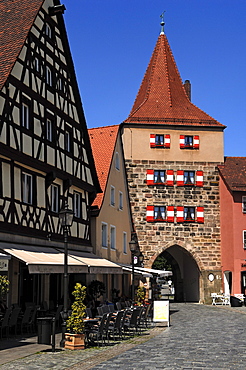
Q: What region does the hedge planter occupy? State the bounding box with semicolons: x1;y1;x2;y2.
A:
64;333;85;350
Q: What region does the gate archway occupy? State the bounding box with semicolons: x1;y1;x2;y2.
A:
152;244;200;302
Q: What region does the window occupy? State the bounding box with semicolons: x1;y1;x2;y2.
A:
57;77;64;93
154;170;166;184
45;23;52;38
177;170;203;187
180;135;199;149
21;100;30;129
46;118;53;142
119;191;123;210
34;56;40;73
65;129;72;153
147;205;174;222
147;169;174;186
51;184;59;213
22;172;33;204
115;152;120;170
110;186;115;206
123;232;127;254
73;192;81;218
243;231;246;249
102;223;108;248
110;225;116;250
242;197;246;213
150;134;170;148
176;206;204;223
46;66;53;87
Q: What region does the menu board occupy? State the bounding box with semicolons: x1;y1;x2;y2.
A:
153;300;169;326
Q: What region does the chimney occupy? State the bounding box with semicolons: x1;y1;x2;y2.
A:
183;80;191;101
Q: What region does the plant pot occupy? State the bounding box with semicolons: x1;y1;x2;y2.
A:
64;333;85;350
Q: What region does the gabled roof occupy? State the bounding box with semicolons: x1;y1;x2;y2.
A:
125;33;225;128
89;125;119;208
0;0;44;91
218;157;246;192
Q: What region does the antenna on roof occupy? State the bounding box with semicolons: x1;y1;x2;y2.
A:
160;11;165;35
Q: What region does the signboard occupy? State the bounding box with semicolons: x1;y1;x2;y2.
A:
0;259;9;271
153;300;169;326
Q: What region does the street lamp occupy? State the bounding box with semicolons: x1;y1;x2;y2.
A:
129;235;137;303
59;202;73;347
138;251;144;267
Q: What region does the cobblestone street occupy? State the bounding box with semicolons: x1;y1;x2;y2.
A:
1;303;246;369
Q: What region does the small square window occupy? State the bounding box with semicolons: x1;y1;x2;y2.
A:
184;171;195;185
155;134;164;146
154;206;166;221
184;136;193;147
154;170;166;184
184;206;195;221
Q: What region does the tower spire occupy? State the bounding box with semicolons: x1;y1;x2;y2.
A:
160;11;165;35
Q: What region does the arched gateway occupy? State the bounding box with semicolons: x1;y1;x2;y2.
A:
152;245;200;302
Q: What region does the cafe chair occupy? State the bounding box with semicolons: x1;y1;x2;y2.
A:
0;308;12;339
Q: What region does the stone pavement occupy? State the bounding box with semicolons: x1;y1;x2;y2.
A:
1;303;246;369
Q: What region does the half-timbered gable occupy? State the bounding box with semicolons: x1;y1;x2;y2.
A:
0;0;100;243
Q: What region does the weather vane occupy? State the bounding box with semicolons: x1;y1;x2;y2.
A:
160;11;165;34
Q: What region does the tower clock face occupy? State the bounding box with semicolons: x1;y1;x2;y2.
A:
208;273;215;282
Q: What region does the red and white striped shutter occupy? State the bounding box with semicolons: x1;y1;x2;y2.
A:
146;206;154;222
150;134;156;148
193;135;199;149
180;135;185;148
176;170;184;186
164;134;170;148
146;169;154;185
167;206;174;222
196;171;203;187
196;206;204;223
166;170;174;186
176;206;184;222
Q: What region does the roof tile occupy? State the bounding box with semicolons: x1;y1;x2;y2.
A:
218;157;246;192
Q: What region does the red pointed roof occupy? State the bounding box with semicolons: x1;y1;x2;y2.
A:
0;0;44;91
218;157;246;192
125;34;225;128
89;125;119;208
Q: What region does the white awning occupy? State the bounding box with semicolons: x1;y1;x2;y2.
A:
0;243;122;274
119;264;152;277
135;266;172;277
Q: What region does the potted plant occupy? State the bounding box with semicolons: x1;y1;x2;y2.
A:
136;286;145;306
65;283;86;350
0;275;9;312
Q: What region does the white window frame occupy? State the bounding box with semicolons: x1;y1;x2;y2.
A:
119;191;123;210
115;152;120;171
123;232;127;254
110;185;115;207
21;102;30;129
73;192;81;218
51;184;59;213
46;65;52;87
22;172;33;204
46;118;53;142
242;196;246;213
101;222;108;248
110;225;116;250
243;230;246;249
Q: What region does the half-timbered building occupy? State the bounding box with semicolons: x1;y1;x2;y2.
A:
0;0;104;309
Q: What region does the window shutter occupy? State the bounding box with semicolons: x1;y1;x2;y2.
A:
196;171;203;187
176;170;184;186
166;170;174;186
176;206;184;222
167;206;174;222
150;134;156;148
180;135;185;149
146;205;154;222
146;169;154;185
164;134;170;148
193;135;199;149
196;206;204;223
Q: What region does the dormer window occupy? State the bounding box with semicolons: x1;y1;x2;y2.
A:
150;134;170;148
180;135;199;149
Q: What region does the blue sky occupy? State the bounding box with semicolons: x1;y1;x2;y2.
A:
62;0;246;157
